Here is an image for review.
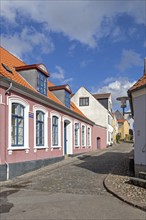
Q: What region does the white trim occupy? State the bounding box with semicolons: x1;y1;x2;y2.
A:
8;96;29;151
63;116;73;155
81;123;86;147
74;120;80;148
87;126;91;147
33;105;48;149
50;112;61;148
0;94;2;104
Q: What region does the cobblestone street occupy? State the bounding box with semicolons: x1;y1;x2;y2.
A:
0;143;146;220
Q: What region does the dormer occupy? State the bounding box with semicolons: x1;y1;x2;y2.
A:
49;84;72;108
15;64;49;96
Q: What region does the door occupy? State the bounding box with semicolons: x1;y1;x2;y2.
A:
64;122;67;155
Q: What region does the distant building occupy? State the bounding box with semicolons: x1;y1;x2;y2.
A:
71;88;113;146
128;58;146;176
112;113;118;144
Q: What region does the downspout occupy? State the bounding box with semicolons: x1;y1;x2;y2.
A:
5;82;12;95
5;82;12;180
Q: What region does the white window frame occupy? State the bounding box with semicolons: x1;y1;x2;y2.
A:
74;121;80;147
8;96;29;152
87;126;91;147
50;112;61;148
33;105;48;149
81;124;86;147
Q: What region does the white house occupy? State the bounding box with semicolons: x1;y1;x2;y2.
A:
71;87;113;146
128;58;146;176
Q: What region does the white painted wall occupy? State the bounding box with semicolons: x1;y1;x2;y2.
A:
71;87;113;145
132;88;146;166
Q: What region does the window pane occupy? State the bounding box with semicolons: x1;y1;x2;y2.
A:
52;116;58;146
12;103;24;146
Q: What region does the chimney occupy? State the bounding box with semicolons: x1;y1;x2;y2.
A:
144;58;146;75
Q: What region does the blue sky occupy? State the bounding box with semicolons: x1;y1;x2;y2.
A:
1;0;146;110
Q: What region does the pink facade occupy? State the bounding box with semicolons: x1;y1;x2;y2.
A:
0;85;106;169
92;125;107;150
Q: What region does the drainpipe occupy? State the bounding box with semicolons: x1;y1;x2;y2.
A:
5;160;9;180
4;82;12;180
5;82;12;95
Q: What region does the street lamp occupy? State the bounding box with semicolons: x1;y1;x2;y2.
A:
116;96;129;116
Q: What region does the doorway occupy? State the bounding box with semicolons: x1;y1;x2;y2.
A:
64;119;72;155
97;137;101;149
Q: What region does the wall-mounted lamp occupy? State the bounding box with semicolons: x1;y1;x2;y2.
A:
116;96;129;116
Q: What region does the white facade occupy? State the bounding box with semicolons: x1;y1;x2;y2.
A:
132;88;146;174
71;87;113;146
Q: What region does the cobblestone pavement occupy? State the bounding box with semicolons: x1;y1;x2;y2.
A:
0;143;146;220
104;150;146;211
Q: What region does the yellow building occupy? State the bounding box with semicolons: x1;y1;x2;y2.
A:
117;119;130;140
112;113;118;144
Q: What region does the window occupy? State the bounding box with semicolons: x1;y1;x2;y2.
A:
37;71;47;96
108;115;111;125
8;97;29;151
65;91;70;108
79;97;89;106
52;116;59;146
82;125;86;146
87;127;91;146
34;106;48;149
36;111;44;146
74;123;80;146
12;103;24;146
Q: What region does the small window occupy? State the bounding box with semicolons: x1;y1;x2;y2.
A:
37;72;47;96
74;123;80;146
79;97;89;106
87;127;91;146
65;91;70;108
82;125;86;146
2;63;13;74
36;111;44;146
52;116;59;146
11;103;24;146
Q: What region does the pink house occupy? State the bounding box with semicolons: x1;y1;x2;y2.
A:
0;47;107;180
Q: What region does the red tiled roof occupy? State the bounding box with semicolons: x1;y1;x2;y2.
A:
128;74;146;92
0;47;88;120
0;47;35;91
117;119;126;123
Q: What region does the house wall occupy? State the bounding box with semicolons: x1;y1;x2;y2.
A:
71;87;107;128
92;125;107;150
0;86;103;180
132;88;146;175
71;87;113;146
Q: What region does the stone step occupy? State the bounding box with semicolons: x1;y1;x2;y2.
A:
129;177;146;189
139;171;146;180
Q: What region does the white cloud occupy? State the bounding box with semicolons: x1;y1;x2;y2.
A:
80;59;92;68
1;1;145;48
51;66;73;84
51;66;65;80
91;77;136;110
116;49;143;72
1;27;54;59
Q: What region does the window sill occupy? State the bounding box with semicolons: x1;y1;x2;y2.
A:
74;146;80;148
8;147;30;155
51;146;62;150
34;147;49;152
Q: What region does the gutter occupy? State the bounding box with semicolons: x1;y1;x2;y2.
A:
0;76;94;126
4;82;12;180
